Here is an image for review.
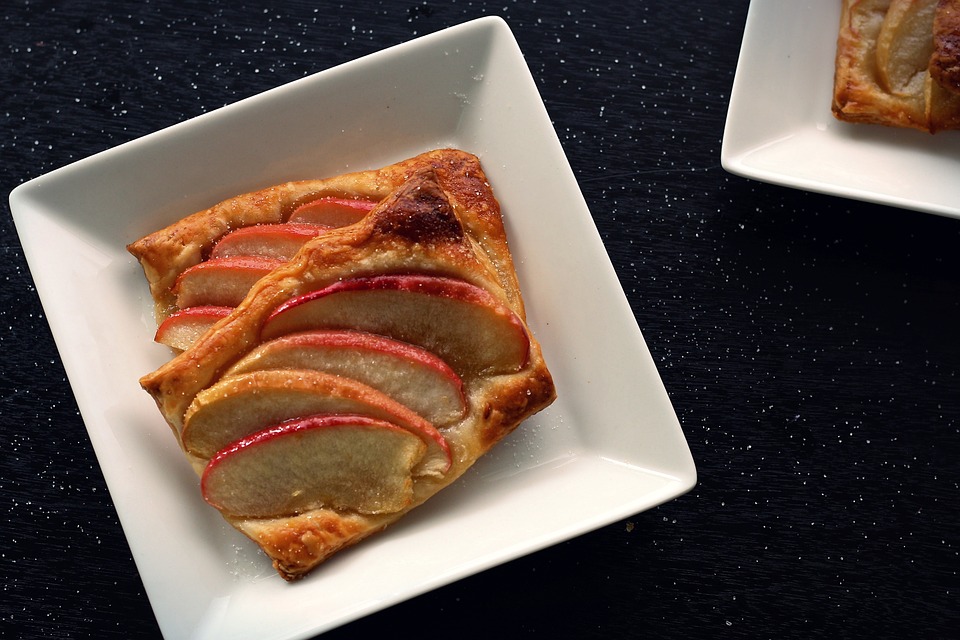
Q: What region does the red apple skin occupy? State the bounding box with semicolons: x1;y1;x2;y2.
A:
154;306;233;350
209;223;329;260
173;256;284;308
225;329;467;426
261;274;530;375
287;196;377;227
181;368;451;474
200;414;425;517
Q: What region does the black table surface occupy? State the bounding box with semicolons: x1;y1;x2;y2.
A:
2;2;958;638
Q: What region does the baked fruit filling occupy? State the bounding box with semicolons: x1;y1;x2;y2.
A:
128;149;556;580
833;0;960;132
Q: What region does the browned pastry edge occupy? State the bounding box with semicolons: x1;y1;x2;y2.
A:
931;0;960;93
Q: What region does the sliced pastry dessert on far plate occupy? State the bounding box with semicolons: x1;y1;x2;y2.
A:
833;0;960;132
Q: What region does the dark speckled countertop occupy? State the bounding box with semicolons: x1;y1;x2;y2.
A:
2;2;958;638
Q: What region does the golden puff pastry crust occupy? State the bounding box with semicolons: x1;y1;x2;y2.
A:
129;150;556;580
832;0;960;132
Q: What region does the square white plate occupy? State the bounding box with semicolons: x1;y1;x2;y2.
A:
9;16;695;640
721;0;960;220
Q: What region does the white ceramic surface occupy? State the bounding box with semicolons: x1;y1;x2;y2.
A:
721;0;960;220
9;16;696;640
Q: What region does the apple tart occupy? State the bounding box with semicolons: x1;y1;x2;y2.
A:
128;149;556;580
832;0;960;132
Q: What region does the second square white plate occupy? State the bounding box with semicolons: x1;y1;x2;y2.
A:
722;0;960;220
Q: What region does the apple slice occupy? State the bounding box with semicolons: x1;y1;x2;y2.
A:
287;196;377;227
201;414;425;517
261;274;530;376
224;330;466;426
173;256;284;308
181;368;450;475
154;305;233;350
209;223;330;261
876;0;938;96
